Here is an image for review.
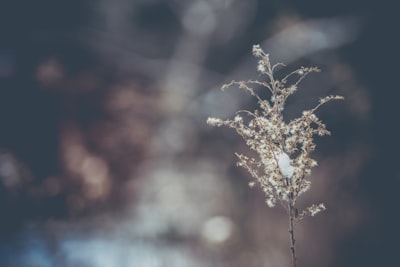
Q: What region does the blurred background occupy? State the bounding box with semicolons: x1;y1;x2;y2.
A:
0;0;397;266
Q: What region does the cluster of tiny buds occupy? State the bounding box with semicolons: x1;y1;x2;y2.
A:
208;45;343;219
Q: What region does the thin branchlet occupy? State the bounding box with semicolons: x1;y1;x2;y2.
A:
207;45;343;267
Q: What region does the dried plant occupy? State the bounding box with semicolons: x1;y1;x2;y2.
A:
207;45;343;267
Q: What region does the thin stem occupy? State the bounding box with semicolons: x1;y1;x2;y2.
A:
288;191;297;267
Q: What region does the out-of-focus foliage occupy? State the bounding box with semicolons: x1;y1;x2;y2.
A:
0;0;396;266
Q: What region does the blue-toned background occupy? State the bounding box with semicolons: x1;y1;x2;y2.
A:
0;0;396;266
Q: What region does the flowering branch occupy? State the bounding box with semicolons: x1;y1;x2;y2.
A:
207;45;343;267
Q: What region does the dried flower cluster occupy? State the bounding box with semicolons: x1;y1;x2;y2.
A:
207;45;343;267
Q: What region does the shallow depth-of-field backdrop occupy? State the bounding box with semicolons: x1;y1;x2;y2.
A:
0;1;397;266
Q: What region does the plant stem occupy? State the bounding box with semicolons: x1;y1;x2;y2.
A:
288;191;297;267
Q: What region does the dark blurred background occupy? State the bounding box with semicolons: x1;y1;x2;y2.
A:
0;0;397;266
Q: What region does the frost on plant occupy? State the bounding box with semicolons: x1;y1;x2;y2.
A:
207;45;343;267
207;44;342;213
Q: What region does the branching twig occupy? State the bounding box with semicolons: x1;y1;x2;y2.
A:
207;44;343;266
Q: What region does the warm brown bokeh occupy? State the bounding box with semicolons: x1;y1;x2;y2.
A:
0;1;394;266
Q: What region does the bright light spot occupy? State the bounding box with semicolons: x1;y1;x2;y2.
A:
201;216;233;244
182;1;216;36
61;239;123;267
81;156;110;200
264;17;360;63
